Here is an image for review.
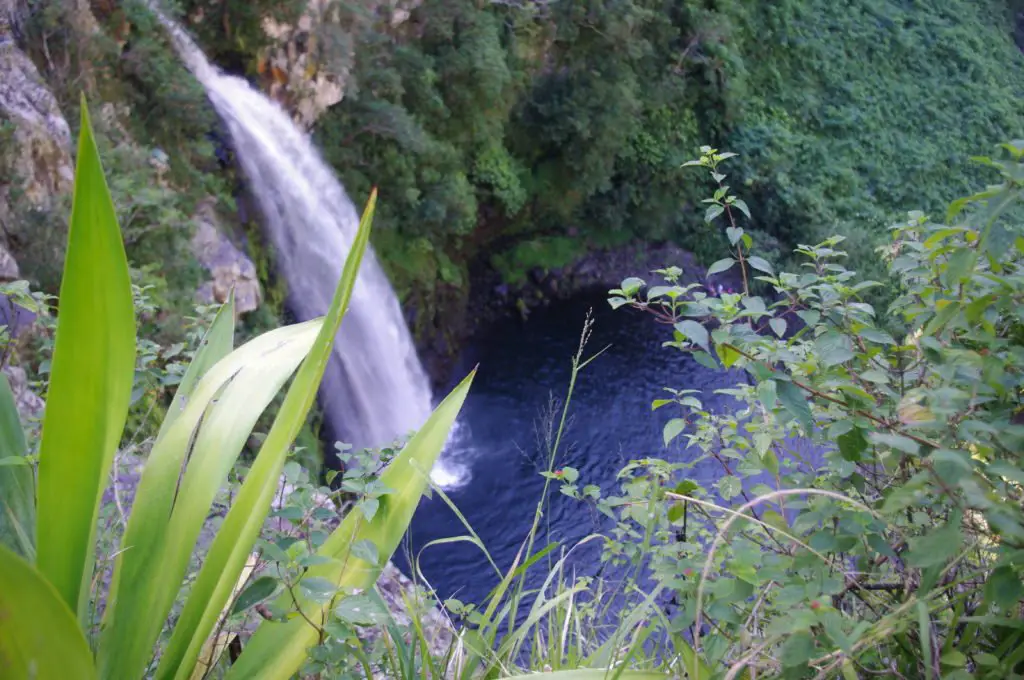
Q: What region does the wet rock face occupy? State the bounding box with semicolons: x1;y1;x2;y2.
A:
191;199;263;316
0;19;74;223
257;0;422;128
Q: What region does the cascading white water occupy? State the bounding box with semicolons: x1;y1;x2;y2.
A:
155;10;467;487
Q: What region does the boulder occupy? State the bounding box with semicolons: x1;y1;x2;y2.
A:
1;363;43;424
191;199;262;315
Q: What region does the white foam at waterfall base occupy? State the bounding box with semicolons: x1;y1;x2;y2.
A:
155;8;468;489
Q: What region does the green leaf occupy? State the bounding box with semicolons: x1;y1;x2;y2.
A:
0;374;33;559
222;367;475;679
675;320;710;352
906;513;963;569
351;539;379;566
923;301;959;336
918;602;933;680
984;566;1024;610
651;399;672;410
663;418;687;447
718;476;742;500
868;432;920;456
859;328;896;345
706;258;735;276
777;381;814;433
726;226;743;245
230;576;279;616
769;317;787;338
716;343;742;368
36;99;137;620
154;193;380;680
99;320;321;680
300;577;339;595
814;331;854;367
781;630;815;668
747;256;774;275
837;427;868;462
732;198;752;220
705;204;725;223
0;543;97;679
940;651;967;667
943;248;977;286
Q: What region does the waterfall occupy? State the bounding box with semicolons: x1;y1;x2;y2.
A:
154;10;466;487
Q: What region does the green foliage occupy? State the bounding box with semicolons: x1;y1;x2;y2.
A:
308;0;1024;331
596;144;1024;678
0;101;472;680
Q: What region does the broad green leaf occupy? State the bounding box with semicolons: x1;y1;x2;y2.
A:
156;293;236;440
747;256;774;275
906;513;963;569
983;566;1024;610
675;319;710;352
663;418;686;446
0;374;33;558
732;198;752;220
814;331;854;367
99;320;321;680
859;328;896;345
36;99;136;619
156;192;377;680
868;432;920;456
0;543;96;679
726;226;744;245
231;576;279;616
769;317;787;338
706;258;735;276
777;381;814;433
837;427;868;462
705;204;725;223
223;368;475;680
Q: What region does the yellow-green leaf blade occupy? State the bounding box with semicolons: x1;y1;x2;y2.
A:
157;292;236;439
0;373;34;559
223;367;475;680
98;320;321;680
157;191;377;680
36;98;136;619
0;543;96;679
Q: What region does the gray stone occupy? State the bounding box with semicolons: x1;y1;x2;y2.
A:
0;242;18;281
191;199;262;316
1;363;43;423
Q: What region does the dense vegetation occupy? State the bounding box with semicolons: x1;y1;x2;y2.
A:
2;2;1024;676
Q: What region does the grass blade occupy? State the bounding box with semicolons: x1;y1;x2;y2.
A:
222;367;476;680
36;98;136;619
156;191;378;680
0;543;96;679
98;320;321;680
0;373;34;558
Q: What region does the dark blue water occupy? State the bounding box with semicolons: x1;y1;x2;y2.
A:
400;292;748;606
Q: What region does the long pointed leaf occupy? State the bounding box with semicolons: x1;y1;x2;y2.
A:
98;320;321;680
36;98;136;619
156;191;378;680
158;291;236;439
0;373;34;558
223;367;475;680
0;543;96;679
